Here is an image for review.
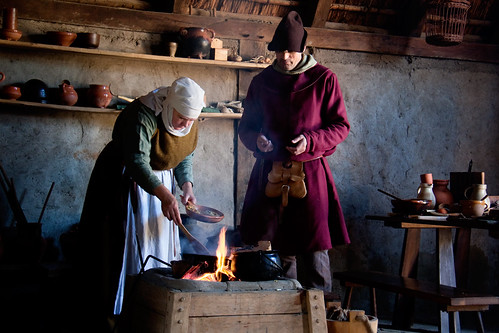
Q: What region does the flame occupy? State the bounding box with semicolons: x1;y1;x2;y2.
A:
182;226;236;281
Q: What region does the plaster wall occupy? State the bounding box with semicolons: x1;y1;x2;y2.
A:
0;19;498;330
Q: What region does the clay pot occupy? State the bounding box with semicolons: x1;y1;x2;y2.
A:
0;72;4;83
432;179;453;208
58;80;78;106
420;173;433;185
179;27;215;59
76;32;100;49
1;85;22;100
87;84;112;108
23;79;49;103
3;8;18;30
47;31;77;47
0;28;22;41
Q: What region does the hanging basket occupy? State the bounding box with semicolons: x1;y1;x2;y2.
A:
425;0;471;46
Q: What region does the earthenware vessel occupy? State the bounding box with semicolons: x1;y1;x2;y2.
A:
76;32;100;49
464;184;490;213
87;84;112;108
3;8;18;30
417;183;435;209
47;31;77;46
23;79;49;103
420;173;433;185
179;27;215;59
460;199;487;217
432;179;453;208
58;80;78;106
1;85;22;100
0;72;4;83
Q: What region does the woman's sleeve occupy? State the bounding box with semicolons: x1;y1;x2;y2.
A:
174;152;194;188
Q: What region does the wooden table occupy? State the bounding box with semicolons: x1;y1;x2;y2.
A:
365;214;499;332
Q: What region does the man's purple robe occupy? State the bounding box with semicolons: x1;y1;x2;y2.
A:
238;62;350;254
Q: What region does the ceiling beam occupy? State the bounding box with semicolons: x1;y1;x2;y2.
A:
310;0;331;28
3;0;498;64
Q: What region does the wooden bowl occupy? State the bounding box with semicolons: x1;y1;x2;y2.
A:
391;199;432;214
47;31;77;46
185;201;224;223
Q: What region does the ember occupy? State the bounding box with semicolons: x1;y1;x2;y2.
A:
181;226;236;281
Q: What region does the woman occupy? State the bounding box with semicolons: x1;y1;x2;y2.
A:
78;77;205;330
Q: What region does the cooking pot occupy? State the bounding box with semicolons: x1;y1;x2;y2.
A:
230;250;283;281
23;79;49;103
179;27;215;59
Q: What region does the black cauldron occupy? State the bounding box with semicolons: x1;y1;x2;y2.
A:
230;250;283;281
23;79;49;103
178;27;215;59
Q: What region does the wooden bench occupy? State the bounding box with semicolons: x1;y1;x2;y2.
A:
333;270;499;333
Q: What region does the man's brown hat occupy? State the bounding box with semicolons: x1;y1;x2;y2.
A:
268;11;307;52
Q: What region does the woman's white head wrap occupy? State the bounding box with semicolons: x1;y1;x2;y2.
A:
139;77;205;137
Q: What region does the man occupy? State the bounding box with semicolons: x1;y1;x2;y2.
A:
238;11;350;293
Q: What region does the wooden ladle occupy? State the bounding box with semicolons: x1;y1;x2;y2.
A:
377;189;404;201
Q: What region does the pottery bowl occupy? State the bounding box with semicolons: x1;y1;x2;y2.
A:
1;85;21;100
77;32;100;49
392;199;432;214
0;28;22;41
47;31;77;46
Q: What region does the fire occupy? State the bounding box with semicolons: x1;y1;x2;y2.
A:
182;226;236;281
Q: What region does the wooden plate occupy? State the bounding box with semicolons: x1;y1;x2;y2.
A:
185;201;224;223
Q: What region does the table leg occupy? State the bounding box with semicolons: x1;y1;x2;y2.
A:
438;228;461;333
454;228;471;289
392;228;421;329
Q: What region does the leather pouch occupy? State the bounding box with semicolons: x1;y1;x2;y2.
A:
265;161;307;207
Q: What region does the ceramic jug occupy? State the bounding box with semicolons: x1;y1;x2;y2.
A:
464;184;490;213
417;183;435;209
432;179;453;208
59;80;78;106
87;84;112;108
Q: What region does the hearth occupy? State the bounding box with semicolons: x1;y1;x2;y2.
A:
119;268;327;333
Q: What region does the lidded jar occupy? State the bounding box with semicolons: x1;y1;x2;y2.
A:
432;179;453;208
87;84;112;108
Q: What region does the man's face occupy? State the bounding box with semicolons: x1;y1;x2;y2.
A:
275;50;303;71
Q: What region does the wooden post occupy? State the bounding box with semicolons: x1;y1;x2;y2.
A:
305;289;327;333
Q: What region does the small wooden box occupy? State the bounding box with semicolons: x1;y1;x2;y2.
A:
210;48;228;61
211;38;223;49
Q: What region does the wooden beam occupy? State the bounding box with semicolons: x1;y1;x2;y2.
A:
4;0;498;64
311;0;331;28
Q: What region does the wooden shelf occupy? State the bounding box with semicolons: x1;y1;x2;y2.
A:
0;40;269;70
0;99;242;119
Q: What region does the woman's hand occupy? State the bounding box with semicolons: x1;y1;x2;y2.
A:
180;182;196;205
153;184;182;226
286;134;307;156
257;134;274;152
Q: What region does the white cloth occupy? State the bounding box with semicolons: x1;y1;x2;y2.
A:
139;77;205;137
113;169;181;315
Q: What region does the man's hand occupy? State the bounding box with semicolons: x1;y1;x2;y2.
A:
286;134;307;156
257;134;274;152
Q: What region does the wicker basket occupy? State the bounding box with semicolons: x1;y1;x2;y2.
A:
425;0;471;46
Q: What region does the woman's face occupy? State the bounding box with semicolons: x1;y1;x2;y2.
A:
171;108;196;130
